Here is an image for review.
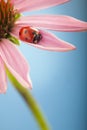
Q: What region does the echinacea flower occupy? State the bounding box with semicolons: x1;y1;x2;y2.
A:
0;0;87;93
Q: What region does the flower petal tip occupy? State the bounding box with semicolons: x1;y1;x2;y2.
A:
65;45;76;52
73;46;76;50
70;45;76;51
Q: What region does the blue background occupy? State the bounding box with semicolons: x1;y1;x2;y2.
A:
0;0;87;130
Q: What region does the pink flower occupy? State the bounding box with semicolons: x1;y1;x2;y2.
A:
0;0;87;93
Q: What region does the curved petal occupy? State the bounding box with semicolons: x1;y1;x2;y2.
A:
0;39;32;89
33;30;76;51
17;29;76;52
15;0;70;13
11;25;76;51
16;15;87;32
0;56;7;94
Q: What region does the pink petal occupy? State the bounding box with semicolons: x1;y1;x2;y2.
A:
11;0;23;5
11;25;76;51
0;39;32;89
0;56;7;94
18;29;76;52
16;15;87;32
15;0;70;13
10;25;22;39
35;30;76;51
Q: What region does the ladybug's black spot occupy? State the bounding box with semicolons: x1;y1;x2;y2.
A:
24;30;28;34
25;37;28;41
19;32;21;35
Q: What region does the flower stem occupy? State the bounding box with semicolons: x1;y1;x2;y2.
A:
6;68;51;130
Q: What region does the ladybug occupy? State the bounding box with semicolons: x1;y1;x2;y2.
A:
19;26;42;44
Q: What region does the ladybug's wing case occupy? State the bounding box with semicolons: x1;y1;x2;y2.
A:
19;26;42;44
19;27;33;43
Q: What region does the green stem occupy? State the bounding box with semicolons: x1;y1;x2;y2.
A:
6;68;51;130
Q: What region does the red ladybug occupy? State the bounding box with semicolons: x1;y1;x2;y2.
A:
19;26;42;44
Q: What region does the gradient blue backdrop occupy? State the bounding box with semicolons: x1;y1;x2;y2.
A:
0;0;87;130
